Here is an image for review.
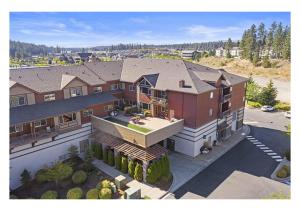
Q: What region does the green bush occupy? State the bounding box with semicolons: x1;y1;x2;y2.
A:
134;163;143;181
92;143;103;160
128;160;135;178
72;170;87;184
41;190;58;199
83;148;94;172
99;188;112;199
284;149;290;161
103;148;108;163
36;169;50;183
20;169;31;187
121;157;128;174
115;154;121;170
146;164;155;184
101;179;112;189
66;187;83;199
107;150;115;166
161;155;170;178
276;165;290;179
274;102;290;111
86;188;99;199
67;145;79;160
262;56;271;68
247;100;262;108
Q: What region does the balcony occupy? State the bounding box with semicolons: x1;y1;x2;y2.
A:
219;109;231;119
91;114;184;148
220;93;232;102
150;96;167;106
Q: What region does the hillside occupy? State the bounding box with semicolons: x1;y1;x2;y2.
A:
196;57;290;81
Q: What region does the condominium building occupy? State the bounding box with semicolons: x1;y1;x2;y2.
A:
9;58;247;188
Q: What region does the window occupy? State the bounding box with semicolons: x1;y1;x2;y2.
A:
94;86;102;93
119;83;125;90
10;95;27;107
110;84;119;91
83;109;93;117
243;96;245;102
10;124;23;133
70;87;82;97
209;108;213;117
44;93;55;102
140;103;150;110
59;113;77;124
140;87;151;95
34;119;47;128
129;84;136;92
104;105;114;111
210;92;214;99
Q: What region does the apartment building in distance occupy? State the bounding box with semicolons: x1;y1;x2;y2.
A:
9;58;247;188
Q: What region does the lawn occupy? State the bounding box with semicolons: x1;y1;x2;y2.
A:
105;117;152;133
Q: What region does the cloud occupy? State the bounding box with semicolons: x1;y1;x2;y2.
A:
128;17;147;24
184;25;242;39
69;18;92;31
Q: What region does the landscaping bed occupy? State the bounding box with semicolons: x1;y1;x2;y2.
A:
105;117;152;133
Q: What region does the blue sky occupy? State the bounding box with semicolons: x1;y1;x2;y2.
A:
10;12;290;47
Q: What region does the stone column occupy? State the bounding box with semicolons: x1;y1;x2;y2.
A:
142;161;148;182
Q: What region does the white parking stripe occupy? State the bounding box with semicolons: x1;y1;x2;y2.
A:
271;155;282;159
249;140;258;143
264;150;273;152
260;147;269;150
276;159;283;162
247;137;255;140
246;136;252;138
257;145;265;147
267;152;277;155
253;142;262;145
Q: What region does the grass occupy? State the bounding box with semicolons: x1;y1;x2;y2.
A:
105;117;152;133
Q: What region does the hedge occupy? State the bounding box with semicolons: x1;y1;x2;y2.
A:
103;148;108;163
86;188;99;199
107;150;115;166
274;102;290;111
36;169;49;183
276;165;290;178
134;163;143;181
99;188;112;199
72;170;87;184
115;154;121;170
146;156;171;184
121;157;128;174
41;190;58;199
247;100;262;108
92;143;103;160
66;187;83;199
128;160;135;178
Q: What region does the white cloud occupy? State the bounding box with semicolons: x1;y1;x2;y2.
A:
69;18;92;31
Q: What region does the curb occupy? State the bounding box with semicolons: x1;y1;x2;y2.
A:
161;124;251;199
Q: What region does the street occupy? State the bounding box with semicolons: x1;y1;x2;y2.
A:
171;108;290;198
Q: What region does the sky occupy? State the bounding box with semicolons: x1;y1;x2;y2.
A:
10;12;290;48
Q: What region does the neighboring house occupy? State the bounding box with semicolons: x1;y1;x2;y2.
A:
216;47;241;58
215;47;225;57
9;58;247;188
181;50;196;59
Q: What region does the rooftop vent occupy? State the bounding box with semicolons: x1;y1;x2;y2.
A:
18;75;22;79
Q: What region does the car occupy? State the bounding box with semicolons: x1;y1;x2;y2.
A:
284;111;291;118
260;105;275;112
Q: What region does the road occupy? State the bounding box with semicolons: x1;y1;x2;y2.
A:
172;108;290;199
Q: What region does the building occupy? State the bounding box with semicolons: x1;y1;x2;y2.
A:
9;58;247;188
216;47;241;58
215;47;225;57
181;50;196;59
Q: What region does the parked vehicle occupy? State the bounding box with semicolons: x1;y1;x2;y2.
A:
261;105;275;112
284;111;291;118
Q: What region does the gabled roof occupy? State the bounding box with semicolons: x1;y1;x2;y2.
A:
10;80;17;88
60;74;76;89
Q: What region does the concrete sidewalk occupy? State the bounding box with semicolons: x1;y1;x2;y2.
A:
92;159;167;199
163;125;250;199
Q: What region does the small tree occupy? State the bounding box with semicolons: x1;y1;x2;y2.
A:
103;148;108;163
115;154;121;170
47;162;73;186
107;150;115;166
67;145;79;160
128;160;135;178
258;80;278;106
121;156;128;174
83;148;94;172
246;74;261;102
262;56;271;68
134;163;143;181
20;169;31;187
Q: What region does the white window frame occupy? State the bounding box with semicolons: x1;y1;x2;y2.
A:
129;84;136;92
59;113;77;124
140;87;151;96
70;87;82;97
44;93;56;102
10;124;23;133
34;119;47;128
110;84;119;91
94;86;102;93
104;104;114;111
83;109;93;117
10;95;27;107
210;92;214;99
119;82;125;90
209;108;213;117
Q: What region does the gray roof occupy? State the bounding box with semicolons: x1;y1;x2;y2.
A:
10;91;118;125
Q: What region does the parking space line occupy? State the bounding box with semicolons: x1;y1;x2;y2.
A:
267;152;277;155
260;147;269;150
256;144;265;147
271;155;282;159
276;159;283;162
264;150;273;152
253;142;262;145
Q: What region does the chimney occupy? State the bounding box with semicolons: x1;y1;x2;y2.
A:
179;80;185;88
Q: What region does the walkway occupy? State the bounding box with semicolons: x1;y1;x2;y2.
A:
164;125;250;199
92;159;167;199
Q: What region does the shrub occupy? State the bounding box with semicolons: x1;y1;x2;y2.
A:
274;102;290;111
128;160;135;178
86;188;99;199
36;168;50;183
146;164;155;184
66;187;83;199
101;179;112;189
103;148;108;163
20;169;31;187
83;148;94;172
247;101;262;108
107;150;115;166
161;155;170;178
91;143;103;160
41;190;58;199
262;56;271;68
284;149;290;161
115;154;121;170
72;170;87;184
67;145;79;160
99;188;112;199
134;163;143;181
276;165;290;179
121;157;128;174
143;109;152;117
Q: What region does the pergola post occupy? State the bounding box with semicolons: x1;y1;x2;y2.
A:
142;160;148;182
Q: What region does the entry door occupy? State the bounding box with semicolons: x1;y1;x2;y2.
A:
167;138;175;151
79;139;89;153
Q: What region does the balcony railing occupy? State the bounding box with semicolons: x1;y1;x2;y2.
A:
150;96;167;105
219;109;231;119
220;93;232;102
58;120;79;129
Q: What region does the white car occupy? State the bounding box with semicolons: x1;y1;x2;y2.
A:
284;111;291;118
261;105;275;112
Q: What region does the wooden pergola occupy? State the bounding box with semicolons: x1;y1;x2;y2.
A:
91;130;168;162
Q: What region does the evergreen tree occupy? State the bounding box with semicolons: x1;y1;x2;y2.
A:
134;163;143;182
283;26;291;61
257;23;267;52
67;145;79;161
246;74;261;102
128;160;135;178
20;169;31;187
273;22;283;58
83;148;94;172
225;38;233;57
258;80;278;106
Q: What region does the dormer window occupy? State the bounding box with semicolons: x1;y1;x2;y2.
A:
94;86;102;93
10;95;27;107
111;84;119;91
140;87;151;95
70;87;82;97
